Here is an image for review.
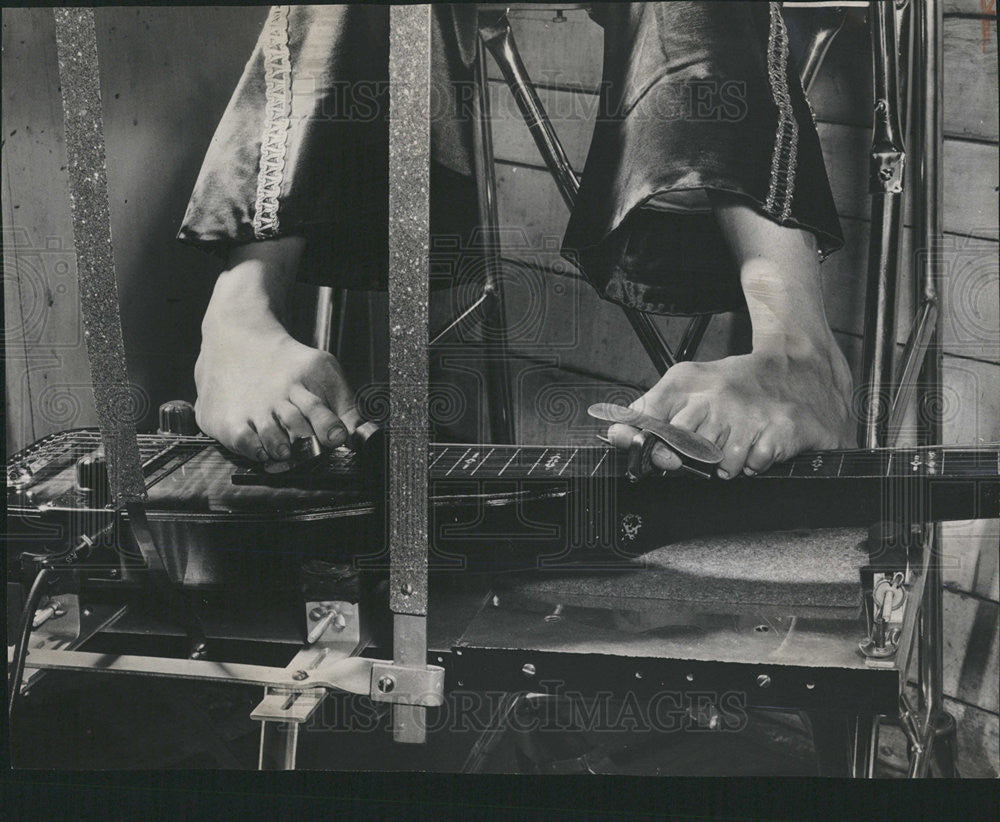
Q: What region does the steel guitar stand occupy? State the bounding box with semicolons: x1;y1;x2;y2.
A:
12;3;961;777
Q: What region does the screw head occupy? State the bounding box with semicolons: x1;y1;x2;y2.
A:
400;583;413;597
377;676;395;693
756;674;771;688
292;670;309;681
521;663;536;678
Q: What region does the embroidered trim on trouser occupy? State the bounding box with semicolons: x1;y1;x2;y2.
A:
764;2;798;223
252;5;292;239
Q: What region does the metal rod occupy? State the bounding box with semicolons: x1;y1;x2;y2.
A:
887;298;937;445
798;7;850;94
850;713;881;778
474;34;516;443
312;286;337;353
915;0;945;720
857;0;907;449
479;15;581;209
675;315;712;363
479;13;677;375
429;293;491;347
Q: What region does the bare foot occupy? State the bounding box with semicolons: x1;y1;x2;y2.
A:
607;192;859;478
608;339;856;478
194;258;356;462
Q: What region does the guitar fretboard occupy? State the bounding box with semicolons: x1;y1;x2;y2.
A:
426;443;1000;482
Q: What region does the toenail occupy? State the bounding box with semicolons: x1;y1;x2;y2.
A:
744;467;757;476
255;448;267;461
276;445;290;458
717;469;730;479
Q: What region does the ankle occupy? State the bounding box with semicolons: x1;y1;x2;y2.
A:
751;328;837;362
203;266;288;336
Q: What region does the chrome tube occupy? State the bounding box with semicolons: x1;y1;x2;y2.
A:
312;286;337;353
887;297;938;444
479;15;581;209
914;0;947;744
675;315;712;363
798;7;850;94
474;35;516;443
857;0;907;449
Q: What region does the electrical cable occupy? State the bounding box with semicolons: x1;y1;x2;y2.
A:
7;565;53;725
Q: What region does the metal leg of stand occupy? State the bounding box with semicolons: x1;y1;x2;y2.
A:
258;719;300;771
808;710;852;777
474;36;516;443
850;713;881;778
858;0;907;449
907;0;958;779
461;692;525;773
799;8;850;94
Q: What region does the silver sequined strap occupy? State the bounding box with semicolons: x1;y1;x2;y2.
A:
765;2;799;223
252;5;292;239
53;8;146;504
388;6;431;618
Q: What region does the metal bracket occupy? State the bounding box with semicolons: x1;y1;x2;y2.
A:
370;661;446;708
859;571;908;659
870;143;906;194
252;687;327;770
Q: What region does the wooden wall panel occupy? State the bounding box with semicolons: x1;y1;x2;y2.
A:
489;83;999;241
2;9;97;451
2;7;267;454
808;17;999;142
495;9;999;142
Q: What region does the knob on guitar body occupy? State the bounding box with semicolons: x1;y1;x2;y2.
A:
158;400;199;436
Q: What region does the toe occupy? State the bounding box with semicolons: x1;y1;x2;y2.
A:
607;423;639;450
273;400;313;440
649;441;683;472
254;414;293;461
289;385;347;447
228;425;268;462
745;433;779;475
607;423;682;472
716;432;752;480
668;403;709;433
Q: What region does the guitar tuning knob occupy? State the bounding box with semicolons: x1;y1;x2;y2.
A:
158;400;199;436
75;452;111;503
8;462;33;491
